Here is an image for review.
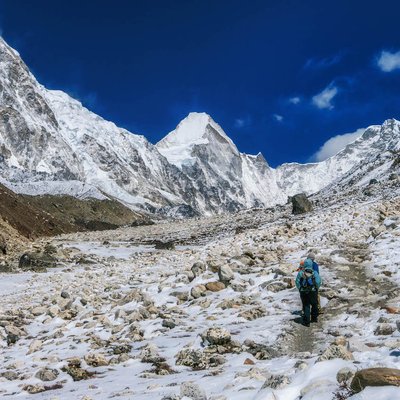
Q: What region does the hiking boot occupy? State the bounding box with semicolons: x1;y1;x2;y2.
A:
302;320;310;327
311;318;318;323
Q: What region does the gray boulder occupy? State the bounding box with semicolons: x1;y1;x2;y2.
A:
35;368;59;382
201;327;231;346
180;381;207;400
291;193;313;215
19;252;57;271
218;265;234;283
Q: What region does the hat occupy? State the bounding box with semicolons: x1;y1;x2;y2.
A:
307;252;316;260
303;258;314;271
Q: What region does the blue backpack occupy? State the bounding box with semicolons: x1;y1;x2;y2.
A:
300;271;316;292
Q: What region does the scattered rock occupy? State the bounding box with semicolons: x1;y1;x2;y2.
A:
18;252;57;271
243;340;277;360
84;353;109;367
264;281;287;293
191;284;207;299
62;359;95;381
175;348;225;370
317;344;354;362
261;373;290;390
218;265;234;283
180;381;207;400
1;371;19;380
170;291;189;302
192;261;206;277
140;343;165;364
35;368;59;382
201;327;231;346
27;339;43;354
23;382;63;394
205;281;225;292
112;344;132;355
162;319;177;329
350;367;400;393
336;367;356;384
239;306;266;321
374;324;396;336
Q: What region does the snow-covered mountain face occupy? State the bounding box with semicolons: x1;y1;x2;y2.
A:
158;112;400;210
157;113;287;212
0;36;399;217
0;37;199;213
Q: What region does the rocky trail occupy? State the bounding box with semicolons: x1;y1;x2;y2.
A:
0;196;399;399
280;240;398;358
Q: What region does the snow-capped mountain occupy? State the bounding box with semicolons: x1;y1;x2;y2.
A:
157;113;287;211
0;37;199;213
0;36;399;217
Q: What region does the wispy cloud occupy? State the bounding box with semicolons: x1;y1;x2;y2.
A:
289;96;300;105
311;128;365;162
312;84;338;110
234;116;252;129
304;53;343;70
377;50;400;72
273;114;283;122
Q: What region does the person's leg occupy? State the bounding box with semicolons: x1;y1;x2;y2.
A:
301;292;311;326
311;291;318;322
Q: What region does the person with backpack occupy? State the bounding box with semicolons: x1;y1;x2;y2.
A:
295;258;321;327
306;252;323;314
307;252;319;273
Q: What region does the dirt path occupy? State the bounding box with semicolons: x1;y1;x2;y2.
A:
277;240;397;357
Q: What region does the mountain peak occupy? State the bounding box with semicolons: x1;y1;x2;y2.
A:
156;112;239;168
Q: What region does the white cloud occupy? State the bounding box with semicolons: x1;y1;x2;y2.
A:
234;116;252;129
311;128;365;162
273;114;283;122
377;50;400;72
304;53;343;69
312;85;338;110
289;96;300;105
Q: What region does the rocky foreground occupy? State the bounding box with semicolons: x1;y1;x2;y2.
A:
0;191;400;399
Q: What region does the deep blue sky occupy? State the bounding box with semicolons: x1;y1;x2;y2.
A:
1;0;400;166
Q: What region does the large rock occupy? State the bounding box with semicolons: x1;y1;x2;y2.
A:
180;381;207;400
218;265;234;283
336;367;356;384
191;261;206;277
374;324;396;336
205;281;225;292
317;344;354;362
175;348;225;370
18;252;57;271
291;193;313;215
35;368;59;381
84;353;109;367
191;284;207;299
140;343;165;363
201;327;231;346
350;367;400;393
261;373;290;389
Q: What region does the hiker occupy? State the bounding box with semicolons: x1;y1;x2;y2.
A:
307;252;323;314
307;252;319;273
295;259;321;327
